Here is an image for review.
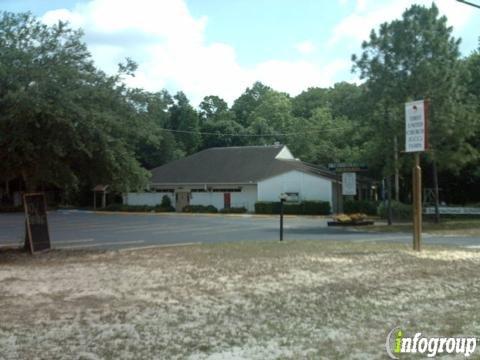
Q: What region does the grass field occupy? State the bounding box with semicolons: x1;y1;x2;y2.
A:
1;241;480;359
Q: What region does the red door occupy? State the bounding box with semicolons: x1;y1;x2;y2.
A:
224;193;231;209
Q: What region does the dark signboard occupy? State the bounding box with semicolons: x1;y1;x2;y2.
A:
23;193;51;253
328;162;368;173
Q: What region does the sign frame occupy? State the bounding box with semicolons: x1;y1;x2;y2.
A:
23;192;51;253
342;172;357;196
405;99;429;153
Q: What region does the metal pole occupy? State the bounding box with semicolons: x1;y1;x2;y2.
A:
280;199;284;241
413;153;422;251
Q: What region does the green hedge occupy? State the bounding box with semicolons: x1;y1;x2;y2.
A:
0;205;23;213
377;201;412;220
103;203;175;212
182;205;218;213
219;207;247;214
343;200;378;215
255;201;331;215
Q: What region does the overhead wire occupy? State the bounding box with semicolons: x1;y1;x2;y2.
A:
157;125;353;137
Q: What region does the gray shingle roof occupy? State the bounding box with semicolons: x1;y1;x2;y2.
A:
150;146;337;184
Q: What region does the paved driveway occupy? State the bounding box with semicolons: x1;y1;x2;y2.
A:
0;210;479;250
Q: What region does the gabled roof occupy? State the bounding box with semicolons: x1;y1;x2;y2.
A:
150;145;337;185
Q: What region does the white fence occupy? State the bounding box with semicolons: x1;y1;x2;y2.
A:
424;207;480;215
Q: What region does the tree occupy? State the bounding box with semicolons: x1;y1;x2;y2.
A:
167;92;201;154
231;81;271;127
292;87;329;119
244;90;294;145
352;4;477;208
199;95;229;124
0;12;151;194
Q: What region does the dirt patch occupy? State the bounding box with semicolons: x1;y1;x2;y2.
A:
1;241;479;359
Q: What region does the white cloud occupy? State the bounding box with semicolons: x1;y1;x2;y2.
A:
295;40;316;55
328;0;475;47
42;0;351;105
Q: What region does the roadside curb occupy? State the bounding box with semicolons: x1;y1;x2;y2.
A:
61;209;331;220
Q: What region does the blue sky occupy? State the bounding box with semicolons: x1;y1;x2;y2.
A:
1;0;478;105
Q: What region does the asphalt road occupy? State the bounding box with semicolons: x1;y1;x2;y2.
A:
0;210;479;250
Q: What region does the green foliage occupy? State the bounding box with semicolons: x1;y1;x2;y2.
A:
352;4;477;175
0;12;150;192
0;205;23;213
219;207;247;214
160;195;172;209
343;200;378;215
231;82;271;127
167;92;201;154
182;205;218;213
103;204;174;212
377;201;412;220
302;201;331;215
255;201;331;215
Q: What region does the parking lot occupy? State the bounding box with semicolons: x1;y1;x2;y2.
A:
1;210;479;250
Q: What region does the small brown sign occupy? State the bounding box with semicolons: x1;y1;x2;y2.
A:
23;193;51;253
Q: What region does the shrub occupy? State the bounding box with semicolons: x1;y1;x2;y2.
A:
302;201;331;215
219;207;247;214
0;205;24;213
154;205;175;212
255;202;281;214
378;200;412;220
183;205;218;213
103;203;175;212
254;201;331;215
344;200;378;215
160;195;172;208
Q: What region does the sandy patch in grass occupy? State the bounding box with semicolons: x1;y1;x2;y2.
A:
1;242;480;359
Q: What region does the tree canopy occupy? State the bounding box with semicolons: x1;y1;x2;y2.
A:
1;6;479;206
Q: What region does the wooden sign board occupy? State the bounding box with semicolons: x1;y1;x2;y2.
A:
23;193;51;253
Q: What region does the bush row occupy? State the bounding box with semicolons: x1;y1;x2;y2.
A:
219;207;247;214
183;205;218;213
343;200;378;215
255;201;331;215
377;200;412;220
0;205;24;213
103;203;175;212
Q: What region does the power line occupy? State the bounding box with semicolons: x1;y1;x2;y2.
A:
158;125;353;137
457;0;480;9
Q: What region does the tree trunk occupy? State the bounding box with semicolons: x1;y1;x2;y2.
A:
432;159;440;223
394;136;400;201
21;169;37;192
387;175;393;226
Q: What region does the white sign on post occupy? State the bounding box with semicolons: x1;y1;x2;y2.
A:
342;172;356;196
405;100;428;152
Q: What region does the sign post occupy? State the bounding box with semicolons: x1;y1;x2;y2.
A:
328;163;367;214
279;193;288;241
23;193;51;253
405;99;429;251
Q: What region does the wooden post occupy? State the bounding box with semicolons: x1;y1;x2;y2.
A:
101;191;106;208
93;192;96;210
413;153;422;251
